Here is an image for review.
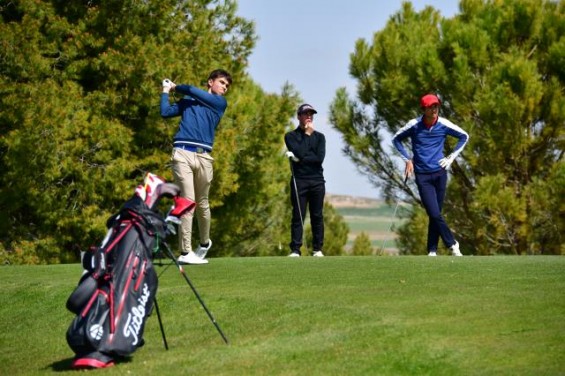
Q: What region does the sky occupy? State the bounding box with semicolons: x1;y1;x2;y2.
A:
236;0;459;198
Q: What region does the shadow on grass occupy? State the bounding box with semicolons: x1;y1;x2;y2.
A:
48;358;75;372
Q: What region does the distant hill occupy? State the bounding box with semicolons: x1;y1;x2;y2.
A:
325;193;382;208
325;193;401;255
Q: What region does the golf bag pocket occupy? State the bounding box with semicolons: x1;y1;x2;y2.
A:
98;255;158;356
66;286;111;356
67;240;159;355
66;274;97;315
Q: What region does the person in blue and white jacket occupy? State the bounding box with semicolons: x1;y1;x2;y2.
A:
160;69;232;265
392;94;469;256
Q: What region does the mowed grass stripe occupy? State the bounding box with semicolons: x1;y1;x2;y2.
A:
0;256;563;375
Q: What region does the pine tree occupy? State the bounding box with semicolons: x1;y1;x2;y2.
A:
330;0;564;255
351;232;373;256
302;203;348;256
0;0;349;263
0;0;266;262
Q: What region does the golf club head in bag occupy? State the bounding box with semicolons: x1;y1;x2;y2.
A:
135;172;179;210
165;196;195;227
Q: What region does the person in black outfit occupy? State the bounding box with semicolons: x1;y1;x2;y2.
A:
284;103;326;257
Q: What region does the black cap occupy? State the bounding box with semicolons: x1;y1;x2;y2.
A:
297;103;317;115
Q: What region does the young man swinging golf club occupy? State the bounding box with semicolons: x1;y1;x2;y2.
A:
284;104;326;257
392;94;469;256
160;70;232;264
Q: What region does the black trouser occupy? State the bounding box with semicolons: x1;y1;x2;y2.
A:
415;169;456;251
289;178;325;254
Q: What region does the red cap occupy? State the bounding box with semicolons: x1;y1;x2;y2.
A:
420;94;441;108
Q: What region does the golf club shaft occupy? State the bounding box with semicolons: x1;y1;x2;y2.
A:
380;200;401;251
290;159;308;253
289;161;304;227
381;174;409;251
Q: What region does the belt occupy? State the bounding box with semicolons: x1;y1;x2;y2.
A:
175;145;211;154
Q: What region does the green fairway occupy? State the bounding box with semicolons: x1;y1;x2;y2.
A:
1;256;564;375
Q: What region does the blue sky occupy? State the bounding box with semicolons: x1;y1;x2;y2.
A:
236;0;459;198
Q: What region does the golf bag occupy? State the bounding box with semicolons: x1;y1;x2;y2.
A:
65;173;194;369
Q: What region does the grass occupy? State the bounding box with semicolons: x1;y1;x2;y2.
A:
1;256;564;375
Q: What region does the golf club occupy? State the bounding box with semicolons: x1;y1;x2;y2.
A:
380;174;408;252
287;152;309;256
289;158;304;228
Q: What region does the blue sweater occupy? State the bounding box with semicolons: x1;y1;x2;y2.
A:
392;116;469;173
160;85;227;151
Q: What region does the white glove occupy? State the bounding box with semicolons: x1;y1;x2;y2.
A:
439;154;455;170
162;78;172;93
286;151;299;162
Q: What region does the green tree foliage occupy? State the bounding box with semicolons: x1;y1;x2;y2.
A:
205;82;299;257
330;0;564;255
395;206;432;255
0;0;325;263
351;231;373;256
302;202;348;256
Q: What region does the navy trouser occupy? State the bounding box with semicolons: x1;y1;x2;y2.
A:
415;170;456;251
289;178;325;253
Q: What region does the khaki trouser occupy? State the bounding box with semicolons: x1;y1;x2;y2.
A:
171;148;214;253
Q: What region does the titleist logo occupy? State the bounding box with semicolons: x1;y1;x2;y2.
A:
123;283;151;346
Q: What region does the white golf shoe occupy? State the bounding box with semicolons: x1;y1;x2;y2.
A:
195;240;212;260
451;241;463;256
313;251;324;257
288;252;301;257
427;251;437;257
178;251;208;265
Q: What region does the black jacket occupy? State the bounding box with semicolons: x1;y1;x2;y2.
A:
284;127;326;181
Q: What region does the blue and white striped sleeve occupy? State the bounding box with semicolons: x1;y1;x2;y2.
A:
442;118;469;159
392;119;417;161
